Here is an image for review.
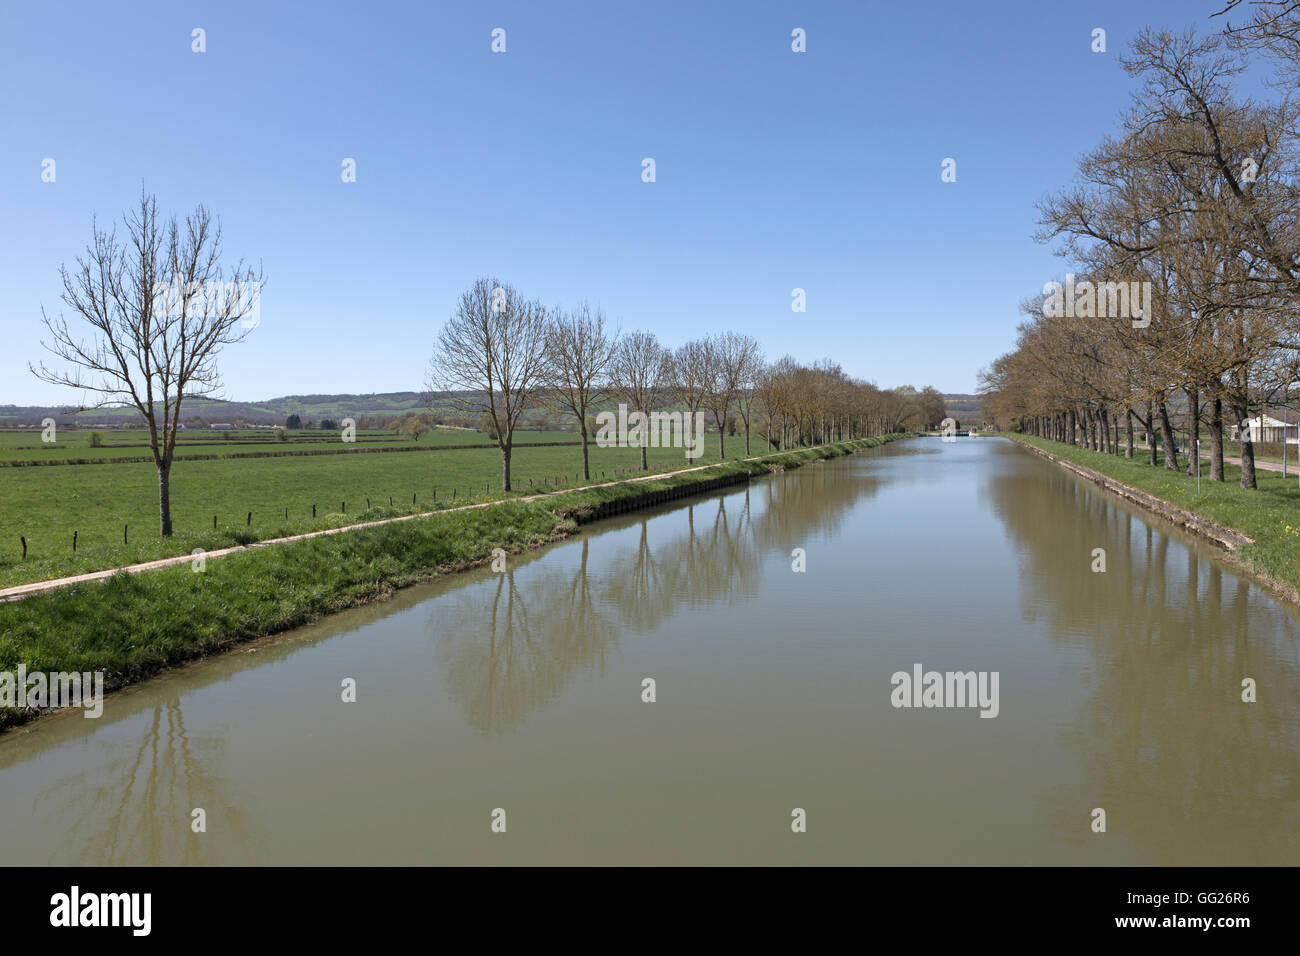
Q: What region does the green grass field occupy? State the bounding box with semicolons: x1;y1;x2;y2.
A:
0;427;580;462
0;431;768;588
1011;434;1300;599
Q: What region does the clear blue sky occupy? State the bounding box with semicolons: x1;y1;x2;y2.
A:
0;0;1251;405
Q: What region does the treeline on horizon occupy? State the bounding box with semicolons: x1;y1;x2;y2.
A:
979;9;1300;490
424;277;948;487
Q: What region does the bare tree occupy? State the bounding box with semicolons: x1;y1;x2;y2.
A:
700;332;753;459
611;330;671;471
427;278;550;491
759;355;799;448
1215;1;1300;79
31;191;263;536
545;303;618;480
728;334;763;455
672;339;712;463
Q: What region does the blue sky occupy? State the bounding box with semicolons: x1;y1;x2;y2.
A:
0;0;1257;405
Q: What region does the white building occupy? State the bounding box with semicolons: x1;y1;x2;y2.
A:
1228;414;1298;445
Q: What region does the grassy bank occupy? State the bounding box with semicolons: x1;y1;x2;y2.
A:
1008;434;1300;603
0;434;907;730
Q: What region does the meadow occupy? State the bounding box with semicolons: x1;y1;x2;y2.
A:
0;429;757;588
0;426;578;462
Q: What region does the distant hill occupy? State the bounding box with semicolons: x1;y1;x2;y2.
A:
943;393;984;426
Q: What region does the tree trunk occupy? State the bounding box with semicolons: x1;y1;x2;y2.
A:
502;444;512;491
641;437;649;471
158;459;174;537
1158;402;1179;471
1232;403;1257;490
1125;409;1134;458
579;420;590;481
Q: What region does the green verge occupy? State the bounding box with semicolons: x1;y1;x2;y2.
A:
0;434;908;730
1007;434;1300;604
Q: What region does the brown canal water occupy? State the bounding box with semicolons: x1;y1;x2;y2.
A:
0;437;1296;864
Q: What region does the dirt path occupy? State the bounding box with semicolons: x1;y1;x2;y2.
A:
1132;442;1293;474
1218;454;1291;474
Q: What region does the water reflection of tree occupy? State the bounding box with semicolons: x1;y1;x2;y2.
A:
600;495;761;627
435;538;620;734
751;461;885;552
986;466;1300;863
434;460;889;734
33;697;255;864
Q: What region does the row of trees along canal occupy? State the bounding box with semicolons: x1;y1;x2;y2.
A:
426;276;946;492
978;19;1300;489
29;197;945;539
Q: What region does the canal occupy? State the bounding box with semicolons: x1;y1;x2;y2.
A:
0;437;1296;864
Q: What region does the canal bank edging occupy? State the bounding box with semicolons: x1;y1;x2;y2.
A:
561;470;755;522
1010;438;1255;550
